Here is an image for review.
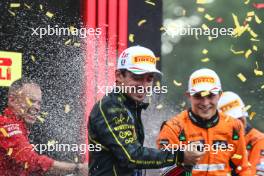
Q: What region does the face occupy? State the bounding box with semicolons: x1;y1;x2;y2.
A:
187;92;221;120
238;117;247;128
9;83;42;125
116;70;154;102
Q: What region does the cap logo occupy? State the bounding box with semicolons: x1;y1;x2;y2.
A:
219;99;241;113
120;52;128;58
120;59;126;66
132;55;156;65
192;76;215;86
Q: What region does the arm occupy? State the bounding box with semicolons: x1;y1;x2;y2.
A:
91;100;184;169
248;139;264;175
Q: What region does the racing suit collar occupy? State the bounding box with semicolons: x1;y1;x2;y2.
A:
118;93;149;110
245;123;252;134
188;109;219;128
3;108;20;120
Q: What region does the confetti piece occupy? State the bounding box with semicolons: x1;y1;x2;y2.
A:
254;69;263;76
46;11;54;18
156;104;163;110
24;3;31;9
74;157;79;163
10;3;20;8
156;57;160;61
250;38;260;42
31;55;36;62
201;24;209;30
237;166;242;171
201;58;210;62
73;43;81;47
247;27;258;38
261;85;264;89
202;49;208;54
204;14;214;21
64;39;71;45
244;0;250;4
249;112;256;120
137;19;147;26
39;4;43;11
215;17;224;23
253;3;264;9
180;101;186;107
129;34;135;43
232;154;242;159
182;9;186;16
65;104;71;113
245;16;253;22
8;10;16;16
255;15;262;24
69;26;76;34
7;148;13;156
253;45;258;51
173;80;182;86
244;105;251;112
247;11;255;17
196;0;208;4
230;46;244;55
145;0;155;6
156;81;161;88
197;7;205;13
208;36;213;41
0;128;9;137
24;162;28;169
37;116;45;123
26;97;32;107
245;49;252;59
201;91;210;97
237;73;247;82
47;140;57;146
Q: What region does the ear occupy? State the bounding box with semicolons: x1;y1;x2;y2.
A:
184;92;191;98
115;70;124;83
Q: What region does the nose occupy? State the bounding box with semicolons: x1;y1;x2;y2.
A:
201;97;211;105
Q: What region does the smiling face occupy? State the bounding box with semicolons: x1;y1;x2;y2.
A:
187;92;221;120
9;83;42;125
116;70;154;102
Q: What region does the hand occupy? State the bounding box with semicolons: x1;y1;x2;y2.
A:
183;141;205;166
77;163;89;176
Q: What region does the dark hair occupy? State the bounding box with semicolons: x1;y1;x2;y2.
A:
118;69;128;77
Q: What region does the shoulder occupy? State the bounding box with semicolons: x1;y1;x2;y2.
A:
160;110;188;132
218;112;243;130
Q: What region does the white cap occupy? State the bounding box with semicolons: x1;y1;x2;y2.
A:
117;46;162;75
218;91;249;119
188;68;222;96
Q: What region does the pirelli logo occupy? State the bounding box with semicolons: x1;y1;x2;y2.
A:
192;76;215;86
220;100;240;112
0;51;22;87
132;55;156;65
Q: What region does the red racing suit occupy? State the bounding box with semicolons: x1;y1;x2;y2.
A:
245;125;264;175
0;108;54;176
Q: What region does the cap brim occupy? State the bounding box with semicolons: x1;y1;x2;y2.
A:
127;68;163;75
189;89;221;96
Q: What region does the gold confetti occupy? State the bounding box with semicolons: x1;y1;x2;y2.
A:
245;49;252;59
173;80;182;86
8;10;16;16
253;45;258;51
46;11;54;18
64;39;71;45
24;3;31;9
201;24;209;30
230;46;244;55
202;49;208;54
129;34;135;43
245;17;253;22
196;0;208;4
25;97;32;107
69;26;76;34
7;148;13;156
201;58;210;62
156;57;160;61
37;116;45;123
0;128;9;137
137;19;147;26
208;36;213;41
244;0;250;4
247;27;258;38
40;4;43;11
65;104;71;113
232;14;249;37
249;112;256;120
201;91;210;97
247;11;255;17
73;43;81;47
74;156;79;163
197;7;205;13
156;104;163;110
232;154;242;159
156;81;161;88
261;85;264;89
255;15;262;24
237;73;247;82
254;69;263;76
250;38;260;42
204;14;214;21
244;105;251;112
47;140;57;146
145;0;155;6
10;3;20;8
24;162;29;169
31;55;36;62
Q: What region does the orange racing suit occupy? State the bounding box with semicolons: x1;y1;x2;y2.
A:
157;110;251;176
